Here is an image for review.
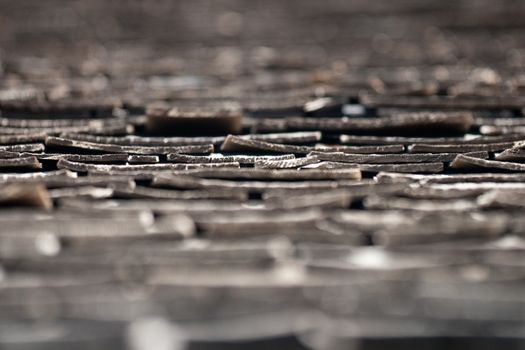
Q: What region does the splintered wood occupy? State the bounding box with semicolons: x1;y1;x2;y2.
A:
2;0;525;348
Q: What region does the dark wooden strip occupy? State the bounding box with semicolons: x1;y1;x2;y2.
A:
0;143;45;153
245;117;288;133
360;93;525;109
60;133;225;146
46;136;214;155
0;150;22;159
0;118;134;135
495;148;525;161
113;186;249;200
422;183;525;194
221;136;406;155
167;153;295;165
59;198;250;213
166;167;362;180
255;156;319;169
379;184;485;199
286;112;473;135
127;155;160;164
309;151;488;163
339;134;525;145
70;171;165;180
0;133;47;145
246;131;321;144
304;97;344;117
58;131;321;147
0;156;41;170
451;154;525;171
302;161;444;173
0;169;76;182
220;135;311;154
57;159;240;173
30;175;134;189
313;144;405;154
0;117;120;128
363;194;480;211
242;96;307;117
146;103;242;135
152;175;356;191
359;163;445;174
262;181;408;200
376;172;525;184
27;153;129;163
408;142;514;153
63;154;130;164
0;124;132;136
376;108;475;118
474;118;525;127
0;100;118;117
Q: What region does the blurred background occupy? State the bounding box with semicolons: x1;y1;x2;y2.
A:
1;0;525;80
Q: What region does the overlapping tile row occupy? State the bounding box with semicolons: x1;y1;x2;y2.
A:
0;93;525;350
3;0;525;349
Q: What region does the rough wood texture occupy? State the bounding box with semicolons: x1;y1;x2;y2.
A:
2;0;525;348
